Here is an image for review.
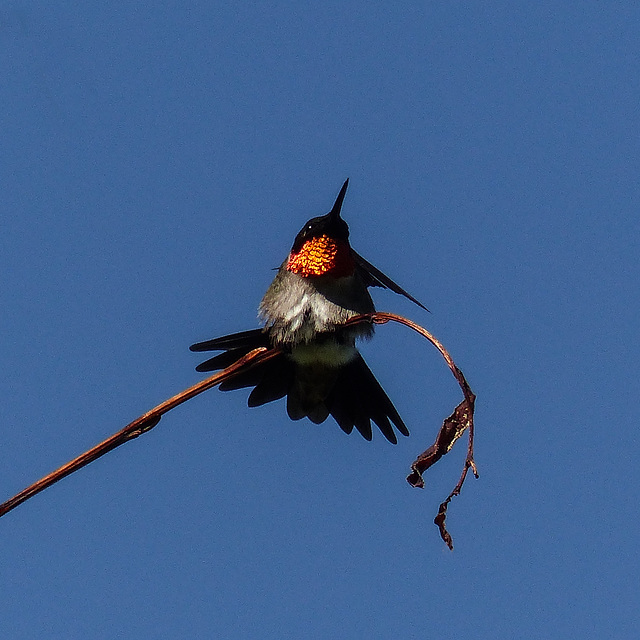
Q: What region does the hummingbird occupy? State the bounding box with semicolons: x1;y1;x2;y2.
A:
190;179;427;443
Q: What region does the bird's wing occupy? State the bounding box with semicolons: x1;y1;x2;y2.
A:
352;250;429;312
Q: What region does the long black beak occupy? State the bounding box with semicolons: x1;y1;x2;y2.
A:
329;179;349;220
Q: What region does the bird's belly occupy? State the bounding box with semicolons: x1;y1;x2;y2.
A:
259;272;374;345
289;340;359;366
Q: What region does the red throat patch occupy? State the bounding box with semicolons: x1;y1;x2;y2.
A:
287;235;355;277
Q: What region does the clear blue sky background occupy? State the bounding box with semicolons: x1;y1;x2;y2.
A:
2;2;638;638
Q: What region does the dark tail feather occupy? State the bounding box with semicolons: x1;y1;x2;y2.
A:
190;328;269;353
195;348;253;372
191;327;293;407
191;328;271;372
327;355;409;444
248;357;294;406
190;330;408;444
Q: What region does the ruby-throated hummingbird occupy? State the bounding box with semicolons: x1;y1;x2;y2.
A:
190;179;427;443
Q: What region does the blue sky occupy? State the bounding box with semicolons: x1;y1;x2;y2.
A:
2;2;638;638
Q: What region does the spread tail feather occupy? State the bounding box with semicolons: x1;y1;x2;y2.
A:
190;328;270;373
190;328;269;355
327;354;409;444
190;330;408;443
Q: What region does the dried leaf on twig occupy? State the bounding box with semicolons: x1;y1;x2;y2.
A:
346;312;478;549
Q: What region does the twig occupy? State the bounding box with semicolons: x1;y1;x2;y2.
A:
1;314;476;550
0;348;279;518
345;312;478;549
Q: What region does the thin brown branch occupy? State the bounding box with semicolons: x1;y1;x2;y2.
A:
0;347;279;519
1;313;476;550
345;312;477;549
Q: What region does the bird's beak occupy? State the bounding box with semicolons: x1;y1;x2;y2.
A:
329;179;349;220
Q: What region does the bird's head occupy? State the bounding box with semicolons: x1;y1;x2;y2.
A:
286;179;355;278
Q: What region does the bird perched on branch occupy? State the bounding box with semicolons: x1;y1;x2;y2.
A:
191;179;427;443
